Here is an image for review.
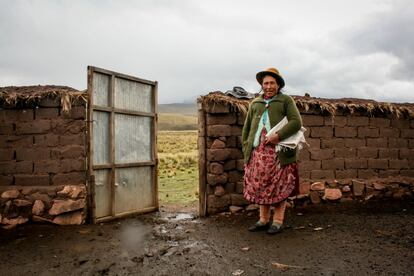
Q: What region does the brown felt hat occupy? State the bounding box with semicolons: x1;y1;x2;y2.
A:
256;67;285;88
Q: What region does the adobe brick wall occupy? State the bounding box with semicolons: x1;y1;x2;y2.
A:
0;97;87;227
199;98;414;215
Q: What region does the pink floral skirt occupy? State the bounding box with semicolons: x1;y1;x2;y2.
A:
243;128;299;205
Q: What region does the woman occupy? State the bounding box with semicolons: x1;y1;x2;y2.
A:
242;67;302;235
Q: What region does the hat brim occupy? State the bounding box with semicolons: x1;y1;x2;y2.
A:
256;71;285;88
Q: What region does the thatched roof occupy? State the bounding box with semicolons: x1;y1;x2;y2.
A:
198;91;414;118
0;85;87;112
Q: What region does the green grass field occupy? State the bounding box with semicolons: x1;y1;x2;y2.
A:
158;113;197;131
157;130;198;204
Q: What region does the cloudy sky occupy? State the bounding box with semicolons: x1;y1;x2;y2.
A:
1;0;413;103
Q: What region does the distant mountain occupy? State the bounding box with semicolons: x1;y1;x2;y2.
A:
158;103;197;116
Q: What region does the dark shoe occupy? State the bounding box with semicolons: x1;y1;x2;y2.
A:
267;223;283;235
248;221;269;232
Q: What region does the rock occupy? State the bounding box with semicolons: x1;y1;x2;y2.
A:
229;206;243;213
373;182;386;191
209;163;224;174
352;180;365;196
21;187;36;195
1;189;20;199
230;194;249;206
53;211;83;225
57;185;86;198
323;188;342;201
311;182;325;191
296;194;308;199
342;185;351;193
2;216;28;225
393;189;405;199
49;199;86;215
32;200;45;216
32;215;53;223
13;199;32;207
214;185;226;197
211;139;226;149
207;194;230;213
340;197;353;203
299;182;311;195
245;204;259;211
309;191;321;204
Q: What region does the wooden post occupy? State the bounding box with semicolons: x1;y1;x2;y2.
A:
198;99;207;216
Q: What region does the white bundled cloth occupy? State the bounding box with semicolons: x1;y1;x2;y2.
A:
265;116;308;152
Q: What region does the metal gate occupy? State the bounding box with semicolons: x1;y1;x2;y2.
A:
87;66;158;223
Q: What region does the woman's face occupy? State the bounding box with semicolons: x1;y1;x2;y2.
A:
262;75;279;98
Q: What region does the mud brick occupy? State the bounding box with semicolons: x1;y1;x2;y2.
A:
205;103;230;114
310;127;333;138
389;159;409;169
335;148;356;158
324;116;347;126
52;172;86;185
51;119;85;135
335;169;357;179
0;109;34;122
321;159;344;170
38;97;60;107
34;160;60;173
235;182;243;194
368;159;388;169
378;170;400;177
379;128;399;138
0;149;14;161
388;138;408;148
60;158;85;173
379;149;399;159
54;145;85;159
206;137;214;149
302;115;324;126
15;174;49;186
236;159;244;171
344;138;365;148
62;106;85;120
15;161;33;173
207;125;232;137
0;123;14;134
228;171;243;183
237;113;246;125
299;160;321;171
15;148;50;161
310;149;333;160
367;138;387;148
347;116;369;126
231;194;249;205
321;138;344;149
369;117;390;127
236;136;243;147
358;127;379;138
0;161;15;173
0;135;33;148
358;169;378;179
299;170;310;179
207;194;230;213
357;148;378;158
209;162;224;174
207;173;228;186
390;119;410;129
306;138;320;149
0;175;13;185
401;170;414;177
410;160;414;169
223;182;235;193
231;126;242;136
225;136;236;148
334;127;357;138
16;120;51;134
408;139;414;149
401;129;414;138
223;160;236;171
345;158;367;169
311;170;334;179
298;149;310;161
206;114;237;125
34;134;59;147
36;108;59;119
400;149;414;160
229;148;242;159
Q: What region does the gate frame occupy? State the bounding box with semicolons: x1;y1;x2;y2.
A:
86;66;158;223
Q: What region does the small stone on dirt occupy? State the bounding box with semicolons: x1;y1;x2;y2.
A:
229;206;243;213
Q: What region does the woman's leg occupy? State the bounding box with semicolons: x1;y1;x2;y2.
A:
259;204;271;224
272;200;287;224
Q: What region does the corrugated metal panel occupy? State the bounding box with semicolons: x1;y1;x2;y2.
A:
114;114;152;163
94;169;111;218
93;111;110;165
114;77;152;112
93;72;110;107
114;167;153;214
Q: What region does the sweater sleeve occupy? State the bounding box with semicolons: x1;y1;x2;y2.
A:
277;96;302;141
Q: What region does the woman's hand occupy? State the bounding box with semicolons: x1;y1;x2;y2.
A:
265;132;280;145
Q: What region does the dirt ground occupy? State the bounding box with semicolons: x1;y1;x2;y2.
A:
1;200;413;276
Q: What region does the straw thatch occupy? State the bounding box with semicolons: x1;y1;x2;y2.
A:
0;85;87;112
199;91;414;118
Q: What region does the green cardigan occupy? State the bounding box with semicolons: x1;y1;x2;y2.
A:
242;93;302;166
